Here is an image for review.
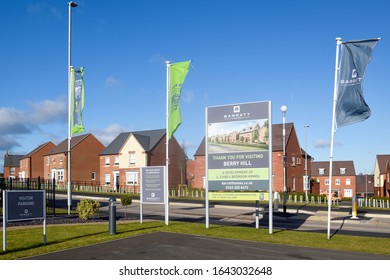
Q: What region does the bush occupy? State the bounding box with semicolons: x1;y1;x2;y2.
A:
120;194;133;218
76;199;100;220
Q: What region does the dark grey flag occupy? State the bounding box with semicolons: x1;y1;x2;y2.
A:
336;39;379;128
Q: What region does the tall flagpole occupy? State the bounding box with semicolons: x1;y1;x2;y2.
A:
165;61;170;226
67;2;77;215
328;37;342;239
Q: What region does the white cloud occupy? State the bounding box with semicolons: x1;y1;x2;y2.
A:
29;98;67;123
315;139;342;149
105;76;122;89
0;98;67;152
93;124;127;145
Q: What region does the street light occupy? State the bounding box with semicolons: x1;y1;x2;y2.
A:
304;125;310;202
281;105;287;214
67;1;77;215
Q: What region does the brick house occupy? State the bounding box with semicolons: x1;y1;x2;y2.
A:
272;123;309;193
356;174;374;198
19;142;56;179
373;154;390;197
310;161;356;199
187;138;206;189
43;134;105;185
99;129;186;191
187;122;312;192
3;151;24;179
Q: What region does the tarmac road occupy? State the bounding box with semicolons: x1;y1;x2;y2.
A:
25;231;390;260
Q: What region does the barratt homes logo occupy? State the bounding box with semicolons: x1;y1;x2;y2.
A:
224;105;251;120
339;68;363;86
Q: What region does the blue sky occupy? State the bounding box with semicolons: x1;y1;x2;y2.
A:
0;0;389;175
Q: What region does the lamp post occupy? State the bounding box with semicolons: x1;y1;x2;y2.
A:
67;1;77;215
281;105;287;214
304;125;310;202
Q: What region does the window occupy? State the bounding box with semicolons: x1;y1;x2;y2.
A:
105;174;110;185
57;169;64;181
129;153;135;165
325;179;329;185
291;155;296;166
52;156;56;163
114;156;119;166
126;171;138;185
105;157;110;166
91;172;96;180
346;178;351;185
10;167;15;175
47;157;50;164
60;156;63;164
319;168;325;175
335;179;341;185
339;168;346;175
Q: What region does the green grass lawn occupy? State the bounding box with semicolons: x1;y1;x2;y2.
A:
1;220;389;260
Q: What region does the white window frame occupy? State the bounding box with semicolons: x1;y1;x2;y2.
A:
57;169;64;181
105;173;111;185
319;168;325;175
126;171;138;185
335;178;341;185
129;153;136;165
340;168;346;175
114;156;119;166
105;157;110;166
346;178;351;185
325;179;329;185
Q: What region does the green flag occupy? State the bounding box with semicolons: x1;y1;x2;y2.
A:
71;67;85;135
168;61;191;140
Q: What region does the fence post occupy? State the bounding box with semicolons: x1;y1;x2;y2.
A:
53;178;56;215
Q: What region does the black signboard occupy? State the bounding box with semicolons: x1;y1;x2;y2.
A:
6;190;45;222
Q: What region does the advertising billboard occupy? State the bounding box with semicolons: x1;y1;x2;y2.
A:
206;101;271;191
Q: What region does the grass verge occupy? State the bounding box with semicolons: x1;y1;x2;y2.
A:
1;220;390;260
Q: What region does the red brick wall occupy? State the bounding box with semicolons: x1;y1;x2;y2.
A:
316;175;356;198
99;154;120;187
30;142;56;178
193;155;206;189
3;166;20;179
272;152;284;192
71;135;105;183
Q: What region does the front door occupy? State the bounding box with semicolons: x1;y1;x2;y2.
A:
113;171;119;192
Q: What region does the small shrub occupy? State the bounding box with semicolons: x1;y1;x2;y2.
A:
120;194;133;218
76;199;100;220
